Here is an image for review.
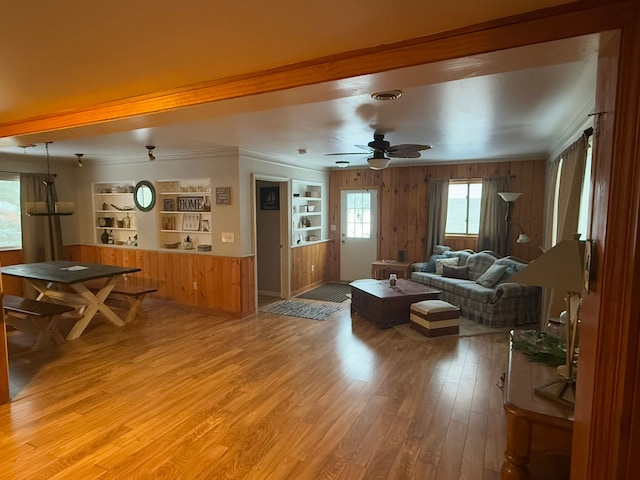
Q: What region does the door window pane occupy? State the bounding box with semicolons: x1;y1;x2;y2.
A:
345;192;371;239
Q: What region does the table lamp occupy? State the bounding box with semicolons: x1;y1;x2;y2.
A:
509;238;586;408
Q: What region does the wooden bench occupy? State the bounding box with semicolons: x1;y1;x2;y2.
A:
3;295;75;350
86;282;157;323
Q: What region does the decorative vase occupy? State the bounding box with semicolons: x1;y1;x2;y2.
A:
123;213;131;228
101;229;109;244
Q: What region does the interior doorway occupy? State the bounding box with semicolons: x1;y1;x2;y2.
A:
340;189;378;281
254;177;290;307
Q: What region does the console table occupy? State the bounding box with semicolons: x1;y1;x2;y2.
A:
502;334;574;480
370;260;412;280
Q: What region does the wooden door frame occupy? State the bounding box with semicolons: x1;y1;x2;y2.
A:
251;174;291;305
338;186;380;281
2;3;640;478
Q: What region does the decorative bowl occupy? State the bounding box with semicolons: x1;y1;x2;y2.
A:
163;242;181;249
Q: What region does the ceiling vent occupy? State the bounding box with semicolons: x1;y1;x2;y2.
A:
370;89;403;101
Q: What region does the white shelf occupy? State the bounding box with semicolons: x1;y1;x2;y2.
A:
96;227;137;231
95;192;134;196
160;229;210;234
96;209;137;214
295;226;321;232
159;211;211;215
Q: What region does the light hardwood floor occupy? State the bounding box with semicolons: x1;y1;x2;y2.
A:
1;299;508;479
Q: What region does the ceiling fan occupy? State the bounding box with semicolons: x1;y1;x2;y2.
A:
326;132;432;169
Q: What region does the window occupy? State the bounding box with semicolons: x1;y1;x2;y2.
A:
345;191;371;238
576;137;593;239
445;180;482;235
0;174;22;249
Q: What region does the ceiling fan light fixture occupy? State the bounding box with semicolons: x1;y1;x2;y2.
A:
335;160;350;168
146;145;156;161
370;89;404;101
367;157;390;170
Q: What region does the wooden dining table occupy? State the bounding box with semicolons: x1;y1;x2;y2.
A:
1;261;141;340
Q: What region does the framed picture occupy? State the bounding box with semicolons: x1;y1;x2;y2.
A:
201;219;210;232
163;198;175;211
260;186;279;210
182;213;201;231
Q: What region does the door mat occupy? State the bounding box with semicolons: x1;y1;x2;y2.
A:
295;283;351;303
261;300;342;321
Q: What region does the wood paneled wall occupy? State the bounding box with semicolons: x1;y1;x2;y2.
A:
328;159;546;281
0;250;23;295
65;245;255;316
291;240;329;295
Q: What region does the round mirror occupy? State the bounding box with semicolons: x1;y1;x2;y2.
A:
133;180;156;211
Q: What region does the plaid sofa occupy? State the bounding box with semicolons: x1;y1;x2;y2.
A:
410;249;541;328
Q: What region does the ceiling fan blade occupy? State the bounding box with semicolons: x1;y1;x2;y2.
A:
388;143;432;152
389;151;421;158
355;144;378;152
325;152;369;156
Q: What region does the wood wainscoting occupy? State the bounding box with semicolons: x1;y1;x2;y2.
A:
291;240;329;295
328;159;546;281
0;250;23;295
64;245;256;317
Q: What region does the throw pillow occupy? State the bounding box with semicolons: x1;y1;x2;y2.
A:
421;254;447;273
435;257;459;275
476;264;508;287
442;264;469;280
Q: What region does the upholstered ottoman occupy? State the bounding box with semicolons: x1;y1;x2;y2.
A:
410;299;460;337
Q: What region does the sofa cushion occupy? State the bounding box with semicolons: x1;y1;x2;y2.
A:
442;264;470;280
476;264;508;287
465;252;498;281
444;249;474;266
453;282;496;302
494;257;529;282
435;257;459;275
433;245;452;255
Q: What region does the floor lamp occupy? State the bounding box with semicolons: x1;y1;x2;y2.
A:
498;192;522;255
509;239;586;408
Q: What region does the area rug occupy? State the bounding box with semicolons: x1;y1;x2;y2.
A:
296;282;351;303
261;300;342;320
393;316;530;339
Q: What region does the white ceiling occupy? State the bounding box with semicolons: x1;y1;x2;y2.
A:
0;1;596;170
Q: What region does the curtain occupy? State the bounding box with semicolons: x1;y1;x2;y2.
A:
425;179;449;257
20;173;63;264
543;133;589;323
477;176;510;255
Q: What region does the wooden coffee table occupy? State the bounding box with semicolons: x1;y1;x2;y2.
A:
349;278;440;329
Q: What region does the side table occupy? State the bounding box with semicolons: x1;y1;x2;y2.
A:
370;260;412;280
502;333;574;480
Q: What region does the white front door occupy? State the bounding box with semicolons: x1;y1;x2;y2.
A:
340;189;378;281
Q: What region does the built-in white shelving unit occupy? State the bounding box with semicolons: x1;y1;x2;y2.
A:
93;182;138;246
156;179;212;251
291;181;323;246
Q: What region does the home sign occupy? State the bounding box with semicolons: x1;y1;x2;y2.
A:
177;196;204;211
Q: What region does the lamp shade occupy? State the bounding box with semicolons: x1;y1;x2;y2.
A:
516;233;530;243
509;239;585;293
368;157;390;170
498;192;522;202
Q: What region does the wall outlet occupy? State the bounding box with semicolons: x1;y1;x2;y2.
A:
311;264;315;272
221;232;235;243
193;281;198;290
